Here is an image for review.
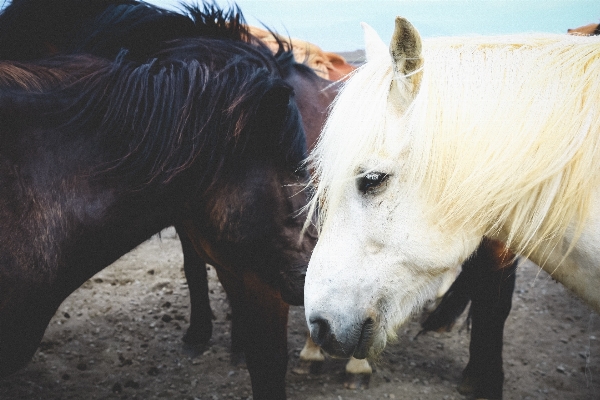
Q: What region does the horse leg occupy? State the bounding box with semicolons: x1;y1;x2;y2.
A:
229;302;246;367
0;266;74;378
177;227;214;355
215;268;289;400
176;227;246;364
292;333;324;375
458;239;517;400
0;288;57;377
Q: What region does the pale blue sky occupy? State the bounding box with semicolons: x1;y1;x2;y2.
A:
147;1;598;51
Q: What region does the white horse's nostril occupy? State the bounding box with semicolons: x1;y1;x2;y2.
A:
308;315;331;347
353;317;375;359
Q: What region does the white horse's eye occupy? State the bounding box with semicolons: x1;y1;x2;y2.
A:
357;172;389;194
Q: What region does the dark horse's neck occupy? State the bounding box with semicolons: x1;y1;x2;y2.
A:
0;67;177;372
0;56;177;297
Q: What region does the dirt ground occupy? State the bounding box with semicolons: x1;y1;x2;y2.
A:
1;228;599;400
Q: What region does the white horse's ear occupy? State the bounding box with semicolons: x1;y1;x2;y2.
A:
389;17;424;96
361;22;388;62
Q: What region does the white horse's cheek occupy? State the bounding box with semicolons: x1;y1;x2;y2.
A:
383;188;480;273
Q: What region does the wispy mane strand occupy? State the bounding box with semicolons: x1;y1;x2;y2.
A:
57;42;304;188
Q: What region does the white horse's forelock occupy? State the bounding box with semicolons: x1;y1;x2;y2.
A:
310;33;600;263
307;58;397;230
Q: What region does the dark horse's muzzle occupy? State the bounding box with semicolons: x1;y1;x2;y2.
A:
278;265;306;306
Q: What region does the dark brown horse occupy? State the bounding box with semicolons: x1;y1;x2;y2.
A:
0;0;326;342
0;4;316;400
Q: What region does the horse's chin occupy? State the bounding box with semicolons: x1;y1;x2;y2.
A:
353;330;387;360
319;323;388;360
278;266;306;306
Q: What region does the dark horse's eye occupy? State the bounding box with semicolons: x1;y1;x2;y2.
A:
357;171;389;194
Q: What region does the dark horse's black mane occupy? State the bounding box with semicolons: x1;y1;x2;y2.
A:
0;0;307;189
0;0;252;61
0;0;315;79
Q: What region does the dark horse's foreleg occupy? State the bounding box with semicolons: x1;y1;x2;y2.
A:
459;239;517;400
421;238;516;400
0;286;57;377
176;227;246;361
229;299;246;367
0;264;94;377
177;227;214;352
215;267;289;400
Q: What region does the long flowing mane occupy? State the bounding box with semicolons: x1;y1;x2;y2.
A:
0;0;320;83
0;1;307;190
311;33;600;259
0;0;252;60
1;53;305;193
0;59;74;90
0;0;290;68
0;0;310;188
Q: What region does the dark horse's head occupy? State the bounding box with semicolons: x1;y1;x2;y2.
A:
139;36;316;306
164;42;317;306
0;0;319;305
0;1;315;316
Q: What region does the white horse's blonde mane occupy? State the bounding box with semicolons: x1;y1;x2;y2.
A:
310;33;600;260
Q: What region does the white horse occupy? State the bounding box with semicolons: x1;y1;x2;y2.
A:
304;17;600;361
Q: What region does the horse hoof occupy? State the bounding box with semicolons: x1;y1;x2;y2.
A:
457;374;476;396
231;352;247;368
344;373;371;389
182;328;212;347
292;359;323;375
182;329;211;358
182;341;209;358
457;377;501;400
456;375;502;400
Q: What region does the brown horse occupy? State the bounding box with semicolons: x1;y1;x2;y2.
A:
249;26;357;82
0;3;315;400
568;22;600;36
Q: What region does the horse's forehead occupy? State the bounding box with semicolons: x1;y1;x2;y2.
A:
357;155;398;173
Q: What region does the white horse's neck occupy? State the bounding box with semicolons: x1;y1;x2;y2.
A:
492;189;600;312
402;35;600;276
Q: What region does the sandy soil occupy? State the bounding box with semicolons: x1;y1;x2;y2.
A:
1;228;599;400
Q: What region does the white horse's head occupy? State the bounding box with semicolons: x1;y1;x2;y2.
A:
303;18;482;359
305;17;600;359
